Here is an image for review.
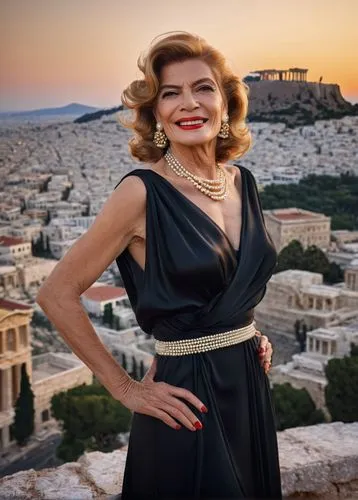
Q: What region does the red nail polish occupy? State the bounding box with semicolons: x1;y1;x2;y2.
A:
175;424;181;430
201;405;208;413
194;421;203;430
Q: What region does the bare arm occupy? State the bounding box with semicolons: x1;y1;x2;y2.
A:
36;175;146;400
37;174;209;431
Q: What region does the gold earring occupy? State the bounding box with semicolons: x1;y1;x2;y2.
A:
218;114;230;139
153;122;168;149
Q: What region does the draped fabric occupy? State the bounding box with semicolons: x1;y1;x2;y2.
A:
114;165;282;499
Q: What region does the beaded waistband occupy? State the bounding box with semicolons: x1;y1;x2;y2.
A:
154;322;256;356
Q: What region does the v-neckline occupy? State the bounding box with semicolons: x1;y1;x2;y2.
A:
146;165;245;256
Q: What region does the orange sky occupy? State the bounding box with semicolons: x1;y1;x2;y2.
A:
1;0;357;112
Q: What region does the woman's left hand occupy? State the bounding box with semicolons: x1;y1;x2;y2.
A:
255;330;273;374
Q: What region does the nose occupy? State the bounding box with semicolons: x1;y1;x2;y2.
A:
180;89;199;111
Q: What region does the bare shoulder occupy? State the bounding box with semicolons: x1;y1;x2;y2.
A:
113;172;147;201
223;163;242;185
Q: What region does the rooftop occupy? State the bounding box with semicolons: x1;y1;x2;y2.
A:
263;207;329;223
31;353;85;382
81;285;127;302
0;265;17;274
0;235;28;247
0;298;33;311
304;284;342;298
271;269;323;287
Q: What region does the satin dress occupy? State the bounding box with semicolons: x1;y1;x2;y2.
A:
113;165;282;500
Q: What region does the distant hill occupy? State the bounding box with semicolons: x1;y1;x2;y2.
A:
0;103;100;120
245;81;358;127
73;104;124;124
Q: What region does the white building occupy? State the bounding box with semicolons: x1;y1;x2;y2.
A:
47;174;71;191
16;258;58;289
0;298;92;450
81;285;128;318
256;269;358;335
0;236;32;263
263;207;331;252
42;216;96;259
327;233;358;269
270;323;358;413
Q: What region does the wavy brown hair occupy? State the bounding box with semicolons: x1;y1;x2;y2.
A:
119;31;252;164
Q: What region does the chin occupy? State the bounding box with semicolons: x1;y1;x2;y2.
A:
172;133;216;148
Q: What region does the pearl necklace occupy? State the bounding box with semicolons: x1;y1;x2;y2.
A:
164;150;228;201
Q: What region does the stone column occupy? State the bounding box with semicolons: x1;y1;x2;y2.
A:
316;339;321;353
25;325;29;348
0;330;4;355
14;327;19;352
319;340;323;355
0;369;4;411
1;425;10;449
2;367;12;411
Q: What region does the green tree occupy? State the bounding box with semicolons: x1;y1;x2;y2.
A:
301;245;330;276
260;173;358;231
275;240;304;273
13;364;35;446
350;342;358;357
51;383;132;462
325;355;358;422
271;382;325;431
325;262;344;284
276;243;344;284
103;303;113;327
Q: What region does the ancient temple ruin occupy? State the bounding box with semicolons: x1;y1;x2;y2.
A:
250;68;308;82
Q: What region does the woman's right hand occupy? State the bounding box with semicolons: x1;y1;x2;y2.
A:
116;356;207;431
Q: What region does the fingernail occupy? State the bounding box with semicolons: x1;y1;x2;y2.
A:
201;405;208;413
194;421;203;430
175;424;181;430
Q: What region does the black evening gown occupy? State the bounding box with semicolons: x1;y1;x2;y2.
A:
114;165;282;500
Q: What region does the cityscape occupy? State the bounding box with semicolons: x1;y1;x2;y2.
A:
1;1;358;498
1;98;358;498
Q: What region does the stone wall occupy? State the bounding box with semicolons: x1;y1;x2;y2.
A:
33;362;93;432
1;422;358;499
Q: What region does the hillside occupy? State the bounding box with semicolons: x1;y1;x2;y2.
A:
0;103;100;120
246;80;358;127
260;173;358;230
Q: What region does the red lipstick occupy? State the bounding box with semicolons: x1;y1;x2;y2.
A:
175;116;208;131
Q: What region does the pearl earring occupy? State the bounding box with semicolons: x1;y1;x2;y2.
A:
218;114;230;139
153;122;168;149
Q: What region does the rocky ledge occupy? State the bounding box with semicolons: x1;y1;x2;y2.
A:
246;80;358;128
1;422;358;499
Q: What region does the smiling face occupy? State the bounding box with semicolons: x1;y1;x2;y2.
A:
154;58;227;149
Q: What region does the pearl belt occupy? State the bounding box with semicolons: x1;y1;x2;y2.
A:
154;322;256;356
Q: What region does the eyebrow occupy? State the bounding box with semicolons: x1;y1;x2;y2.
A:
158;78;216;92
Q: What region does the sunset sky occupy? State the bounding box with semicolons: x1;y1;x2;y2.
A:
1;0;357;112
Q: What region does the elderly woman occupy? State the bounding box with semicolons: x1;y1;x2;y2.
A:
37;31;282;499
